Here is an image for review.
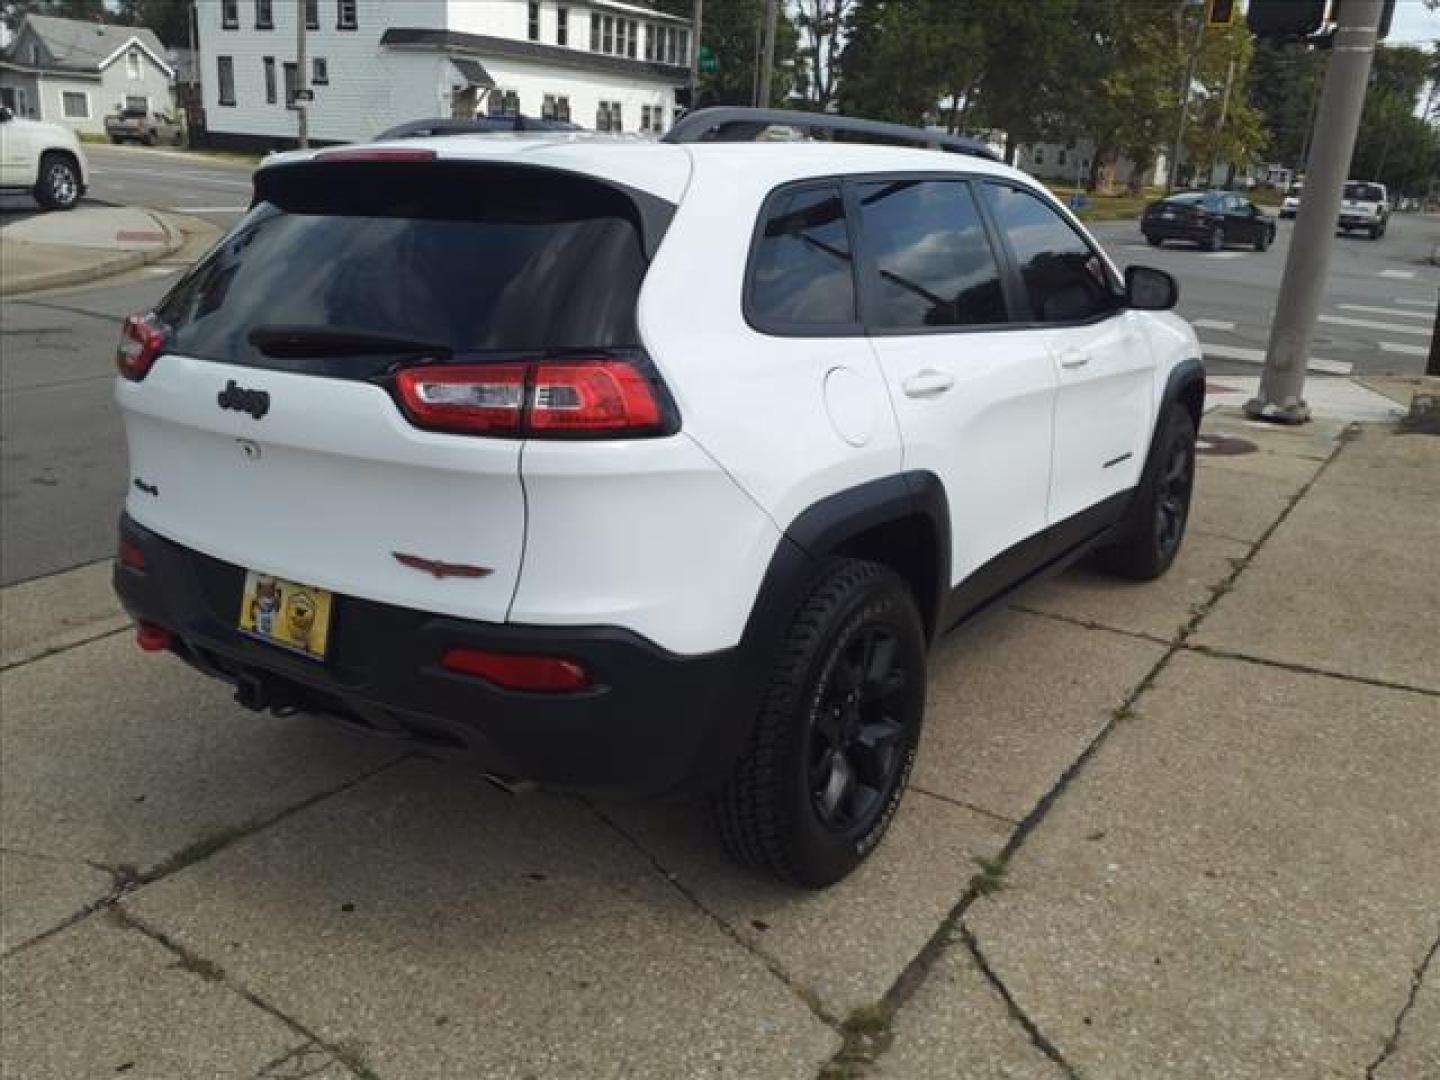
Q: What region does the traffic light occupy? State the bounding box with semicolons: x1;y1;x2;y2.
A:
1246;0;1327;39
1207;0;1238;25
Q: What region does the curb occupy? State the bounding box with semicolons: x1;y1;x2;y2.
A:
0;209;190;297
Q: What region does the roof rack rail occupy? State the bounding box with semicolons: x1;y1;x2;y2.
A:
375;116;581;141
662;107;1001;162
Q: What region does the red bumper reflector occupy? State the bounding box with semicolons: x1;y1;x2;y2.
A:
440;647;591;693
118;538;147;571
136;622;172;652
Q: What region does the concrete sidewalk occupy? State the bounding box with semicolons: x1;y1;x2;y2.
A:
2;385;1437;1079
0;206;217;296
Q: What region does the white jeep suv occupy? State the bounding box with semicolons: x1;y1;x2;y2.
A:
0;105;88;210
112;109;1203;887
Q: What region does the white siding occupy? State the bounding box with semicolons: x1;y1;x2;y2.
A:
35;74;104;133
481;57;674;132
200;0;447;143
96;45;175;121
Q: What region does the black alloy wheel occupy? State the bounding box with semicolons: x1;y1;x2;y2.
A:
807;624;911;832
1154;429;1194;562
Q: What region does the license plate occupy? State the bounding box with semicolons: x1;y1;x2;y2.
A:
1162;210;1175;219
238;571;333;660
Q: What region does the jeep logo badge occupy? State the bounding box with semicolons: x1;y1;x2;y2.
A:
218;380;270;420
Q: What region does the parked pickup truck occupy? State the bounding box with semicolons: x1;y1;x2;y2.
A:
104;107;183;146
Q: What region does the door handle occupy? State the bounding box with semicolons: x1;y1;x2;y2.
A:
902;370;954;398
1058;350;1090;370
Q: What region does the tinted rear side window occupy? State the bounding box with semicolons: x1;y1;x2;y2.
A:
983;183;1116;324
854;179;1006;329
747;183;857;331
155;162;663;369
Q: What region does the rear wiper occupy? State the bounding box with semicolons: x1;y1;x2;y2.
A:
248;325;452;359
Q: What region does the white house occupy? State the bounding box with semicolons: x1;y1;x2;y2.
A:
197;0;693;149
0;15;174;135
1014;138;1169;191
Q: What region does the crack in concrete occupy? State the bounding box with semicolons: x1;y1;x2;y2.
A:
1365;927;1440;1079
1007;604;1175;647
108;905;377;1079
959;924;1083;1078
909;786;1020;828
3;297;126;323
0;755;409;962
581;796;844;1035
1;622;130;673
832;426;1355;1078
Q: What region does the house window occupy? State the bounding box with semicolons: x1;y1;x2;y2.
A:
255;0;273;29
528;1;539;41
337;0;357;30
305;0;318;28
1057;149;1067;166
488;89;519;116
263;56;276;103
124;94;148;111
222;0;238;29
554;95;570;122
644;23;655;60
543;93;556;120
217;56;236;105
542;94;571;122
312;57;328;84
596;100;610;131
127;47;141;79
678;29;689;64
283;61;297;107
640;104;649;131
1032;147;1044;165
61;91;90;118
556;6;567;46
626;19;637;58
601;16;613;53
29;43;40;65
615;18;625;55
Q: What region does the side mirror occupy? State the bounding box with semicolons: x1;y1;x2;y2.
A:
1125;266;1178;311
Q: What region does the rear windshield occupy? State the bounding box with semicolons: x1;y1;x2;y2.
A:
1165;192;1219;209
1344;182;1384;202
155;162;667;370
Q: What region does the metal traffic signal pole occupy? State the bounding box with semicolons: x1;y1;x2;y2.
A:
1244;0;1381;423
296;0;309;148
690;0;704;105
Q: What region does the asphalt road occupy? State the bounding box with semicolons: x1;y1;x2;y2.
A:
2;145;1437;586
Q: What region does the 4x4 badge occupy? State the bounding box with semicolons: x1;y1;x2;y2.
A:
218;380;270;420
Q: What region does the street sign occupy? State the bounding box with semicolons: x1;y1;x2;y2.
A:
698;44;718;74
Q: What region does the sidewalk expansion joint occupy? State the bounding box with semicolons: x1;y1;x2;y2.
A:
1;622;130;674
0;754;410;963
848;433;1355;1077
910;786;1020;828
1181;642;1439;699
580;796;843;1034
106;905;378;1079
959;924;1083;1079
1366;927;1440;1079
1007;604;1174;647
3;297;126;323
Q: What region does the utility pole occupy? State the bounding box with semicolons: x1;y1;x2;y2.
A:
1245;0;1381;423
689;0;704;110
1207;52;1237;184
755;0;780;108
296;0;309;149
187;0;200;148
1428;289;1439;377
1167;0;1207;193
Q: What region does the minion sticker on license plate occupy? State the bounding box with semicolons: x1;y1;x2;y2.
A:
238;571;333;660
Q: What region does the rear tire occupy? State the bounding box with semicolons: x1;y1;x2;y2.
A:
1205;226;1223;252
714;558;927;888
1369;222;1382;240
1098;403;1196;582
34;153;80;211
1254;228;1271;252
1145;234;1163;247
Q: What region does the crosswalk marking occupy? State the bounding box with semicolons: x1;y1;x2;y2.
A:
1337;303;1429;320
1200;342;1353;375
1379;269;1416;280
1379;342;1427;357
1192;318;1236;331
1319;314;1428;336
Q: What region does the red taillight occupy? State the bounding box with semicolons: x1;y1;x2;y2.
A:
116;313;167;382
394;359;666;438
135;621;172;652
312;147;438;163
440;647;592;693
118;538;146;571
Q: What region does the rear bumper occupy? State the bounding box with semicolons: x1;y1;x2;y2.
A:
1338;215;1378;229
113;514;745;797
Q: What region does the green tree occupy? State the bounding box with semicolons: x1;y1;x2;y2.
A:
793;0;854;111
2;0;106;31
1350;45;1440;194
1183;19;1266;184
655;0;798;107
112;0;191;47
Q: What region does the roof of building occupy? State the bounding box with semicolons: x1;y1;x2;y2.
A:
8;14;170;76
380;27;689;83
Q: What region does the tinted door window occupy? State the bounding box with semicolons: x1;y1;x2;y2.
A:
854;179;1006;329
984;184;1116;324
748;184;857;330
